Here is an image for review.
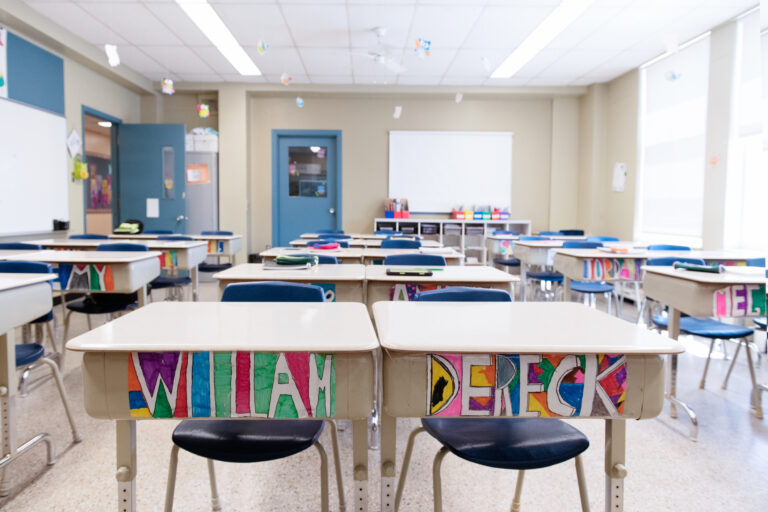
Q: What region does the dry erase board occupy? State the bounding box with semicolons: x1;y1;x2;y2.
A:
388;131;513;212
0;97;68;235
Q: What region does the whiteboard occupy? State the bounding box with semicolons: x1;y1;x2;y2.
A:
388;131;513;212
0;97;68;235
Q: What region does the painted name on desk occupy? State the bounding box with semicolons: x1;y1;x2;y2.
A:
427;353;627;417
129;352;335;419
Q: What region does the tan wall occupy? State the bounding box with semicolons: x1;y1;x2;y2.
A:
247;93;561;251
157;92;219;132
549;97;580;230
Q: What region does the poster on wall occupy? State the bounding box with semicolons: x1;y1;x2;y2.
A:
185;163;210;185
0;28;8;99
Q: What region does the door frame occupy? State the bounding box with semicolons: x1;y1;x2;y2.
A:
271;129;342;246
81;106;122;230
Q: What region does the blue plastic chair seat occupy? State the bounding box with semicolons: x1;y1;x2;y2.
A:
753;318;766;330
385;254;446;266
492;257;520;267
32;311;54;324
527;271;563;283
570;281;614;294
199;262;233;273
417;286;512;302
172;419;324;464
66;295;137;315
16;343;45;367
151;276;192;289
652;315;754;339
421;418;589;470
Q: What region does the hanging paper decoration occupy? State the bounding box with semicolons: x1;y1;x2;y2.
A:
161;78;175;95
455;93;463;104
197;103;210;119
72;154;88;181
257;40;270;55
104;44;120;67
296;96;304;108
414;38;431;59
280;72;292;85
393;105;402;120
665;71;681;81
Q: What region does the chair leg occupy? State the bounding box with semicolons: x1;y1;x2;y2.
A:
700;339;717;389
722;340;743;390
86;314;92;331
574;455;590;512
743;337;764;419
207;459;222;511
327;421;346;512
432;446;450;512
395;426;426;511
38;357;81;443
606;292;612;315
511;470;525;512
62;309;73;343
164;445;180;512
44;321;58;354
18;367;31;397
314;442;330;512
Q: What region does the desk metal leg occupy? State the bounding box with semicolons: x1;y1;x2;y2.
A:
137;286;148;308
666;308;698;441
563;277;571;302
352;419;369;512
116;420;137;512
380;412;396;511
520;263;528;302
604;419;627;512
0;332;17;496
191;266;199;302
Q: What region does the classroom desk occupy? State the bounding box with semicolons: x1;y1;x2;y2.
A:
300;233;389;240
0;273;59;491
361;248;465;266
213;263;365;302
110;234;243;264
0;250;39;260
290;238;443;248
260;247;365;264
31;239;207;301
364;265;516;315
373;301;683;512
5;250;161;307
643;266;767;437
512;240;567;301
66;301;378;511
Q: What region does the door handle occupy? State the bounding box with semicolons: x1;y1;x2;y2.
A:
176;215;188;222
329;208;336;214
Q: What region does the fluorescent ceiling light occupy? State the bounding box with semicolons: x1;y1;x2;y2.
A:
491;0;596;78
175;0;261;76
97;121;112;128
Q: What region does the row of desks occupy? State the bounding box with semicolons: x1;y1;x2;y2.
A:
290;237;444;248
260;246;466;265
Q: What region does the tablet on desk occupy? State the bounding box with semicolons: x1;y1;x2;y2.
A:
386;269;433;277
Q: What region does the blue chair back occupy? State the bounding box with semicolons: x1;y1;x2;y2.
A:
221;281;325;302
381;239;422;249
0;242;43;250
746;257;765;267
646;257;706;267
562;241;603;249
493;230;519;235
69;234;109;240
157;235;195;241
308;240;349;249
647;244;691;251
318;233;352;240
144;230;173;235
0;261;53;274
294;254;338;264
375;230;402;236
586;236;619;242
384;254;447;266
560;229;585;236
201;230;233;236
316;229;344;234
97;243;149;252
518;236;550;241
416;286;512;302
539;231;563;236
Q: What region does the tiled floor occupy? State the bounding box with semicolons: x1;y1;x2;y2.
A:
1;281;767;511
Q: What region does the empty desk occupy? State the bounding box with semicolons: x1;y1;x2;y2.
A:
260;247;364;264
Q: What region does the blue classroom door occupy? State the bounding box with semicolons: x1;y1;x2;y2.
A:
274;135;340;246
117;124;187;233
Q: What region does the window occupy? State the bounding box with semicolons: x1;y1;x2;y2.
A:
635;36;710;247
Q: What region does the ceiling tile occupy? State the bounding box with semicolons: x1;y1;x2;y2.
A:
483;77;531;86
114;45;165;73
351;53;403;77
310;75;355;84
138;45;214;74
577;4;692;51
28;2;127;45
212;3;293;47
280;4;349;48
144;3;210;46
243;47;305;75
512;47;568;78
192;46;239;75
443;48;509;78
263;73;311;84
143;71;179;81
463;5;557;50
536;50;616;79
220;74;267;83
408;5;484;49
546;5;625;50
400;48;456;76
78;2;183;46
177;73;224;83
395;75;442;85
348;5;415;49
440;76;485;85
298;48;352;75
354;75;397;85
524;77;573;86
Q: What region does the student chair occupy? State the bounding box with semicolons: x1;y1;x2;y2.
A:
746;257;766;267
309;240;350;249
164;281;344;512
62;243;147;343
68;234;109;240
518;236;562;300
539;231;563;236
201;230;233;236
560;229;585;236
384;254;446;266
149;236;194;301
144;229;173;235
295;254;339;264
0;261;81;445
381;238;422;249
198;231;235;273
586;236;619;243
317;233;352;240
395;287;590;512
647;244;691;251
561;241;621;316
375;230;402;236
316;229;344;234
491;231;522;272
0;242;43;251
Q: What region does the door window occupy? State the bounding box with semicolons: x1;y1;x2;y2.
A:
288;145;327;197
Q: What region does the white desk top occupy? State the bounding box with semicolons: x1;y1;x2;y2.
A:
193;234;241;241
66;302;379;353
5;249;162;264
0;250;39;260
373;301;684;354
260;247;365;258
214;263;365;281
555;248;763;262
32;238;205;250
362;248;464;259
301;233;387;240
365;265;515;283
644;266;766;285
513;240;565;248
111;234;241;241
0;273;56;292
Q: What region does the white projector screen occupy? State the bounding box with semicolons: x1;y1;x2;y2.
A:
0;97;68;236
388;130;513;212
